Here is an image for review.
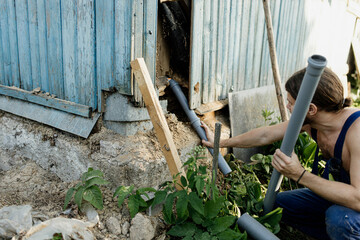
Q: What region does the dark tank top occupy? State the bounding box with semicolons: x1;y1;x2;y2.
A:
310;111;360;184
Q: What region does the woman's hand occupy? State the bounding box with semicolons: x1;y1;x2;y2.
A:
272;149;304;181
200;121;215;148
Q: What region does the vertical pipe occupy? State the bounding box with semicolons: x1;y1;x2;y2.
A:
168;79;232;175
263;55;327;214
237;213;280;240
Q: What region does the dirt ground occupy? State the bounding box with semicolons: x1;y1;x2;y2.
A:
0;160;315;240
0;110;315;240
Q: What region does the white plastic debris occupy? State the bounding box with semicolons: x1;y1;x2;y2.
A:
0;205;32;238
82;203;100;224
23;217;95;240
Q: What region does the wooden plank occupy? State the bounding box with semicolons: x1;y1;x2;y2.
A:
0;85;91;118
7;0;20;87
189;0;204;109
227;0;238;94
143;0;157;88
96;0;114;111
208;0;218;102
62;0;78;103
0;95;100;138
36;0;49;92
244;0;258;89
115;0;132;95
131;58;184;190
215;0;224;99
195;99;228;115
232;0;242;91
253;0;265;88
239;1;250;90
132;0;144;104
0;19;4;86
77;0;96;108
96;0;114;90
46;0;64;99
16;0;33;91
0;0;11;86
28;0;41;89
220;0;230;99
202;0;211;103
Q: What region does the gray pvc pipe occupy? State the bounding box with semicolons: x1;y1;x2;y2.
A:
237;213;280;240
263;55;327;214
168;79;232;175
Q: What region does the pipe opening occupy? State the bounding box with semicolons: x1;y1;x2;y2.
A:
310;54;326;62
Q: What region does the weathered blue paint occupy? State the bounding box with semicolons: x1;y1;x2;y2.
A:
0;0;157;116
28;0;41;89
96;0;115;93
132;0;144;103
143;0;157;91
62;0;78;103
77;0;95;108
189;0;203;108
0;85;91;118
0;94;100;138
0;1;10;86
47;0;64;99
208;0;218;103
114;0;132;95
189;0;356;109
37;0;49;92
7;0;20;88
201;0;209;103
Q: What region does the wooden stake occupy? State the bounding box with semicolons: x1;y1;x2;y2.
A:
262;0;288;122
131;58;185;190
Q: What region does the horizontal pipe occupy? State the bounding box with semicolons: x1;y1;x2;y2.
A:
237;213;280;240
168;79;232;175
263;55;327;214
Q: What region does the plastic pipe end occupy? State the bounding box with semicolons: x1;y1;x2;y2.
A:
308;55;327;69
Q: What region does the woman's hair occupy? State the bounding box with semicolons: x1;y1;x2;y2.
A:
285;67;352;112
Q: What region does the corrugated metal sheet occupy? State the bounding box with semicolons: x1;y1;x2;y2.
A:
189;0;355;109
0;0;157;112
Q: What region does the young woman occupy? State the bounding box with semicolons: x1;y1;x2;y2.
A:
202;68;360;239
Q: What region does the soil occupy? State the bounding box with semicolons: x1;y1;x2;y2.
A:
0;160;170;240
0;111;314;240
0;162;316;240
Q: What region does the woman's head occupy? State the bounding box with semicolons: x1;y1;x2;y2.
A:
285;67;352;112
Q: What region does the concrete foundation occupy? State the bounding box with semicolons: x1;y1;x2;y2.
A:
0;111;213;189
103;92;168;136
229;85;287;162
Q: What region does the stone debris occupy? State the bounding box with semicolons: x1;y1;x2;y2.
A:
82;203;100;224
122;221;130;235
0;205;32;239
130;213;156;240
23;217;95;240
106;217;121;235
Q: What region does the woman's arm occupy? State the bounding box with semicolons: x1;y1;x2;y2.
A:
201;120;289;148
272;132;360;212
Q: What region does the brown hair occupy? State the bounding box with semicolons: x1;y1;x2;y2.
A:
285;67;352;112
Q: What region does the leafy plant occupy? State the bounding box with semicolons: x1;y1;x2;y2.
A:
64;168;109;211
52;233;63;240
262;108;280;126
115;146;247;239
224;156;282;234
113;185;157;218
